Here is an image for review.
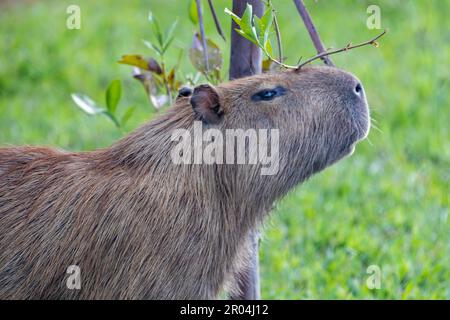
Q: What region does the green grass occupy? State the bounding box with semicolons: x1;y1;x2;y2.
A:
0;0;448;299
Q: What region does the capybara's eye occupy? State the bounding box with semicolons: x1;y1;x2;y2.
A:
252;86;286;102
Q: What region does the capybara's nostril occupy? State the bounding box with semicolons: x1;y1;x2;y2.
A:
354;83;363;97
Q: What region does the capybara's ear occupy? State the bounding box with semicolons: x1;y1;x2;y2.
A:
190;84;223;124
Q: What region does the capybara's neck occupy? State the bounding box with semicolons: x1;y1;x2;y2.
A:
92;101;271;297
102;100;276;215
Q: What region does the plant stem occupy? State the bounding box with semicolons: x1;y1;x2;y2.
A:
267;0;283;63
160;60;172;105
266;51;296;69
293;0;334;66
207;0;226;41
103;111;121;129
196;0;210;73
296;30;386;69
262;30;386;70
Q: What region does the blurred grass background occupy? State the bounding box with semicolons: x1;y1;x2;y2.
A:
0;0;448;299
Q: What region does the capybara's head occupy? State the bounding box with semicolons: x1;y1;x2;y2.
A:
182;66;369;194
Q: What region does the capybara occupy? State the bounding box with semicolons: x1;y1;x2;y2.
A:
0;66;370;299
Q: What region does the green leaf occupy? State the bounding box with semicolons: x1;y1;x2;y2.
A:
71;93;104;115
118;55;162;74
148;12;163;48
240;4;254;37
142;40;162;56
226;5;258;45
105;79;122;114
118;54;152;70
103;111;121;128
253;16;262;39
251;26;259;43
235;29;258;44
161;35;175;55
161;37;174;54
224;8;241;25
121;106;136;126
265;38;274;56
260;8;273;47
163;19;178;53
189;0;199;25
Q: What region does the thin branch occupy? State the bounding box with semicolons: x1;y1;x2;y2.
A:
267;0;283;63
296;30;386;69
265;54;296;69
293;0;334;66
196;0;209;72
207;0;226;41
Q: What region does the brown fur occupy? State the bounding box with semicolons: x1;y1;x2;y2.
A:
0;66;369;299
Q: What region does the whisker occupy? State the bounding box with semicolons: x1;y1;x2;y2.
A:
370;122;383;133
370;116;379;124
370;109;382;121
369;115;383;133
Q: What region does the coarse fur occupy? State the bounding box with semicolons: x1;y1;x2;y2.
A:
0;66;369;299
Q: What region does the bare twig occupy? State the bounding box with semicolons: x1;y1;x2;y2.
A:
207;0;226;41
265;54;297;69
296;30;386;69
267;0;283;63
258;30;386;70
196;0;209;72
293;0;334;66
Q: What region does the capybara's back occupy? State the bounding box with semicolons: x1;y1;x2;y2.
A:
0;147;68;298
0;147;147;299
